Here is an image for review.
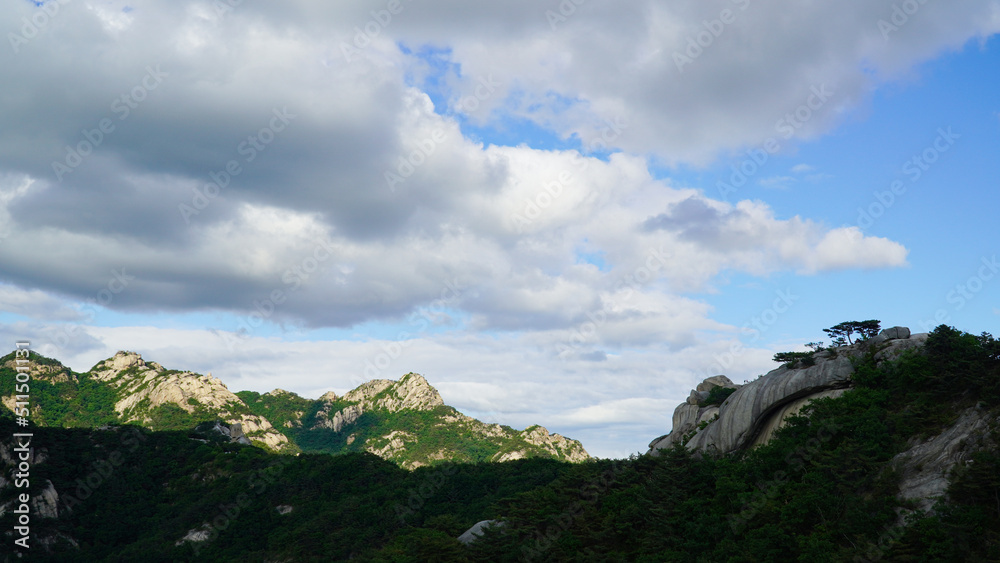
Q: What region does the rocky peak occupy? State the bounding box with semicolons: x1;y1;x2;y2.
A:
1;355;75;384
650;327;927;456
314;373;443;433
343;372;444;412
502;425;591;463
88;351;290;451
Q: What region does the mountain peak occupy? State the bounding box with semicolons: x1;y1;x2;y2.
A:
342;372;444;412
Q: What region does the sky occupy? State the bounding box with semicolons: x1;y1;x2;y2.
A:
1;0;999;459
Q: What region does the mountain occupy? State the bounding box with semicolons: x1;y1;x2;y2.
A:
648;326;926;455
0;350;589;468
1;323;998;561
237;372;589;468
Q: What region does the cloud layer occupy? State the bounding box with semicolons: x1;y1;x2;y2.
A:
2;0;997;456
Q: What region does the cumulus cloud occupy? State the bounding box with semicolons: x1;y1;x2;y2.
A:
0;0;993;456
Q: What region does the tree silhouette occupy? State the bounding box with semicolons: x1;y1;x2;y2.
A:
823;320;881;346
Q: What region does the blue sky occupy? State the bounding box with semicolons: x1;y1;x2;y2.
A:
1;0;999;458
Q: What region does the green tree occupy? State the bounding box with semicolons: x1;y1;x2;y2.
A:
823;320;880;346
772;351;814;367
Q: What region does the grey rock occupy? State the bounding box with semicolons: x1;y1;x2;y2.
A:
748;388;847;449
892;407;996;514
669;335;931;455
684;354;855;454
687;390;709;405
874;326;911;344
696;375;737;392
458;520;504;545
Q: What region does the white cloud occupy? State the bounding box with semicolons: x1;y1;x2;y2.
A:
0;0;991;458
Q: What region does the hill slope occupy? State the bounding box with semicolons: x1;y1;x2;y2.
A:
0;351;589;468
0;323;996;561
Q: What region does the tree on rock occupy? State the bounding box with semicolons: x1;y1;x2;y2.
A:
823;320;881;346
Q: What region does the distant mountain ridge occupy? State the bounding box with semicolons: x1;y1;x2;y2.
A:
0;350;589;468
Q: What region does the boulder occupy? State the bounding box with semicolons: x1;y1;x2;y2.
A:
664;331;928;455
648;376;741;454
685;354;855;454
892;407;996;514
696;375;737;392
687;390;708;405
458;520;504;545
874;326;911;344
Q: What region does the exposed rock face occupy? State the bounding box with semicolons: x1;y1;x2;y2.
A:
32;480;60;519
516;425;590;463
648;375;739;453
367;430;417;460
649;328;927;456
93;351;289;451
1;356;78;413
891;407;998;514
315;404;364;432
748;388;848;449
343;372;444;411
684;354;855;454
458;520;504;545
2;357;76;383
229;422;252;445
873;326;911;345
313;372;444;434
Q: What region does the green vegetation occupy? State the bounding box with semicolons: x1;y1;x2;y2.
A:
2;325;998;560
823;319;881;346
771;350;815;368
702;385;737;406
0;354;118;428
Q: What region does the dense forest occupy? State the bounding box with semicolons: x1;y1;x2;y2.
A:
1;324;998;561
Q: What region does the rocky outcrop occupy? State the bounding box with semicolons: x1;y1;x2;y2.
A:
2;357;76;383
649;328;927;456
343;372;444;411
92;351;289;451
891;406;998;514
491;426;591;463
366;430;418;461
648;375;739;453
312;372;443;434
520;426;591;463
748;388;848;448
315;404;364;432
458;520;504;545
